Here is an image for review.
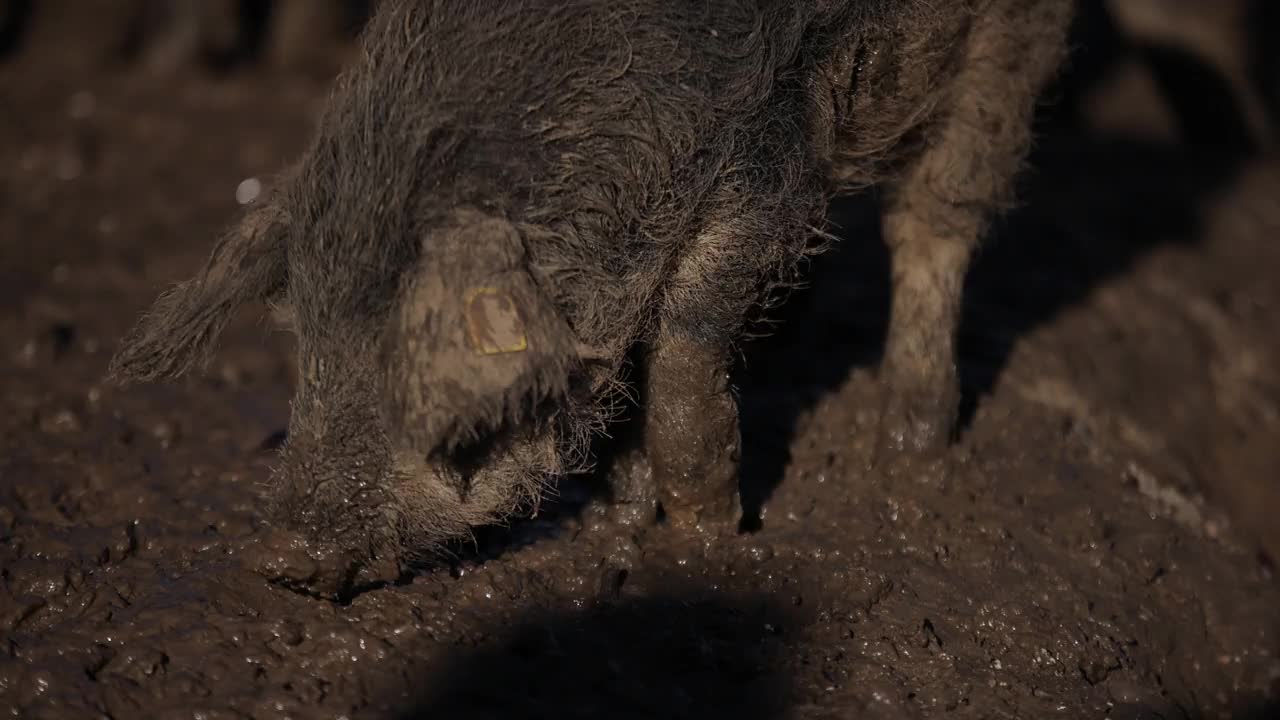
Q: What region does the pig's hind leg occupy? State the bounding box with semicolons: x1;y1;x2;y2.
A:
869;0;1072;460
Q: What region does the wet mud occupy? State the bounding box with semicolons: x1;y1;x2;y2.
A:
3;4;1279;718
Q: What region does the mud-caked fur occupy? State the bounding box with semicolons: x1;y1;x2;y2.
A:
110;0;1074;583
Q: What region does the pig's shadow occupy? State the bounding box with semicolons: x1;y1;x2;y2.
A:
1236;702;1280;720
395;592;794;720
734;143;1254;525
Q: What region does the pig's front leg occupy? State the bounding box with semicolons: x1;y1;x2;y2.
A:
591;335;738;531
870;0;1072;461
595;437;660;527
643;333;742;530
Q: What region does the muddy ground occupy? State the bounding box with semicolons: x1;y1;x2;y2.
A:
2;4;1280;719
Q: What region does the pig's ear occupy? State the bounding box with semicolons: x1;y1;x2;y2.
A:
380;216;580;455
108;198;290;385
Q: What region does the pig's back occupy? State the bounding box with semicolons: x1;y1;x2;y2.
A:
338;0;839;201
301;1;876;345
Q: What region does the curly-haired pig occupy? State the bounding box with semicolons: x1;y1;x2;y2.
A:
109;0;1074;594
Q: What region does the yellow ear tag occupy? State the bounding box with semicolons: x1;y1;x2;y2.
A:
465;287;529;355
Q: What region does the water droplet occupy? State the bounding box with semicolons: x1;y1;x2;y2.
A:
236;177;262;205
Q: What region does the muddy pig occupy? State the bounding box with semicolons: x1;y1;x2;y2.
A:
109;0;1074;595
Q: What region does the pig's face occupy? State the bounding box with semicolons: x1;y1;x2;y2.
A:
109;191;588;588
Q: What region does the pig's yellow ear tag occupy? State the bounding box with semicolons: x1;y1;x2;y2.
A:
465;287;529;355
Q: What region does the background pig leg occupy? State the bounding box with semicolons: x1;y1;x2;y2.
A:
268;0;359;71
870;0;1073;460
130;0;241;73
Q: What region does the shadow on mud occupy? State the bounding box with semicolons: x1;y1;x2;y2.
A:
1108;701;1280;720
1235;702;1280;720
397;592;793;720
734;142;1248;526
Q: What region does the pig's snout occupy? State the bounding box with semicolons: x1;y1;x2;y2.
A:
263;389;409;597
246;520;403;602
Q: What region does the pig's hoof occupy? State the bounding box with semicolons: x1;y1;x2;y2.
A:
245;524;403;601
872;384;958;466
606;500;660;527
591;444;660;529
582;498;658;534
661;495;741;535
